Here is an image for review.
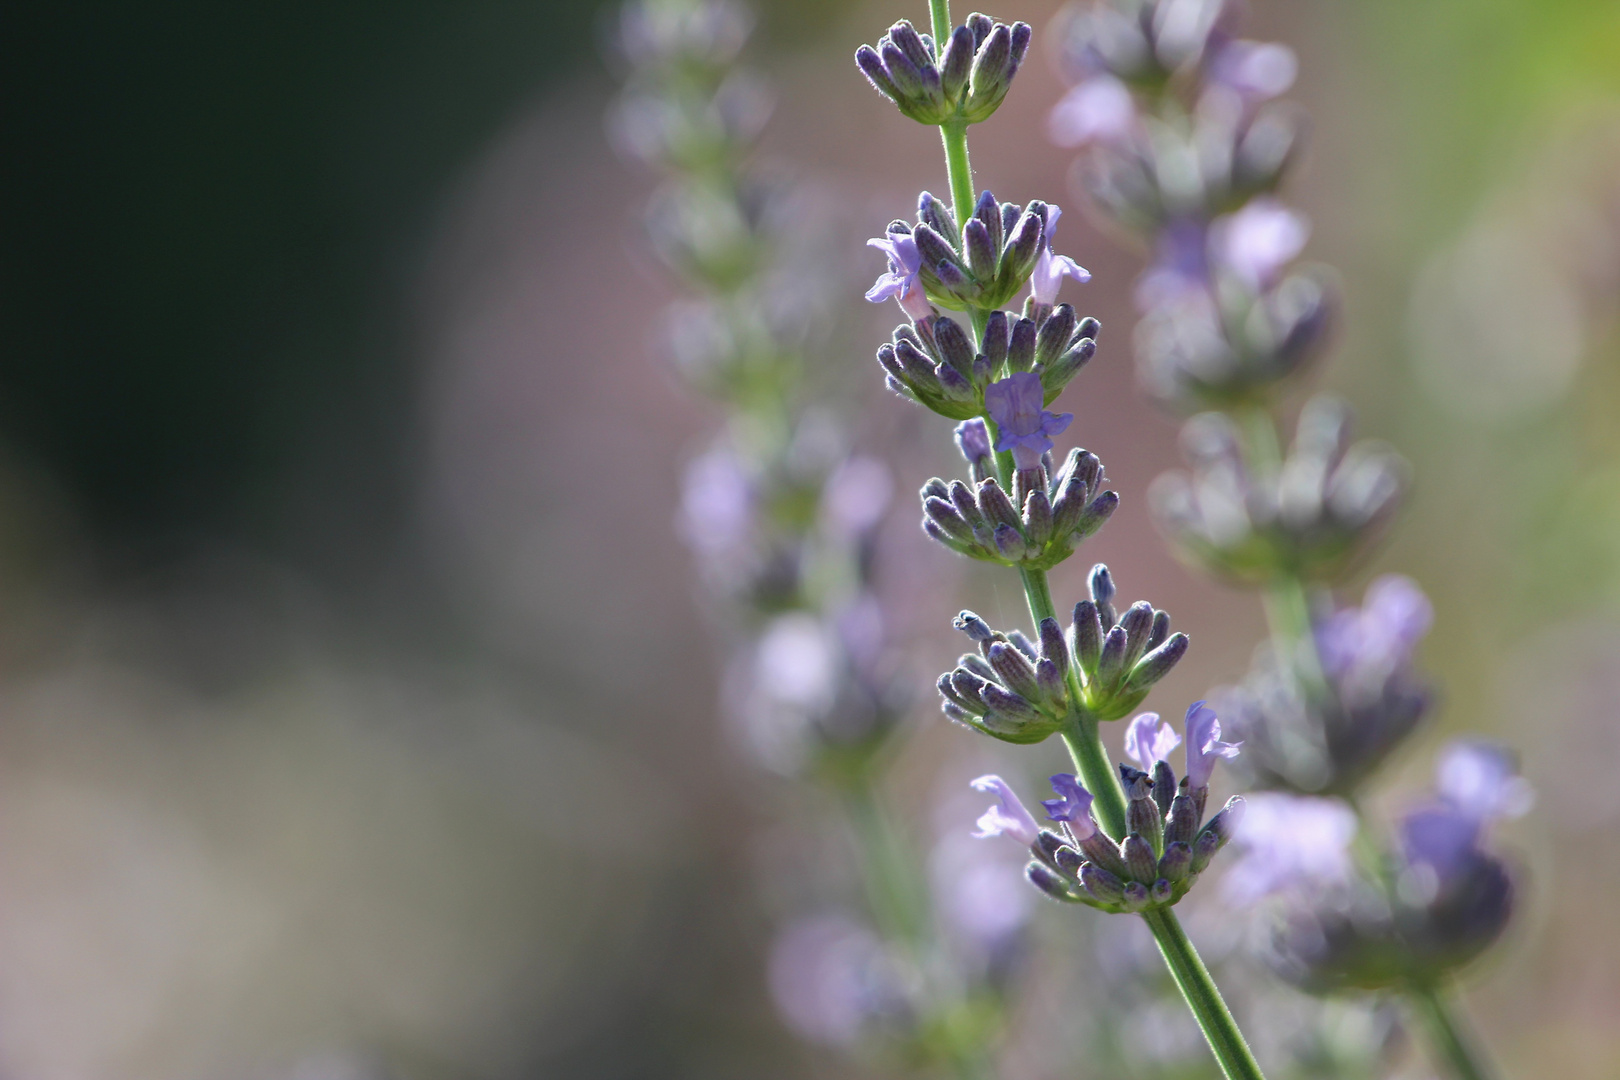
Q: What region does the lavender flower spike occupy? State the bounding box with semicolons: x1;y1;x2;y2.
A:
1028;205;1091;306
1185;700;1241;789
865;223;933;322
984;372;1073;470
970;774;1040;845
1040;773;1097;840
1124;711;1182;773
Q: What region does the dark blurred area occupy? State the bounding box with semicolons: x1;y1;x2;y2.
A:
1;0;1619;1077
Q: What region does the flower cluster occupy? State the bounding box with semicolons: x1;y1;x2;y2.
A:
973;703;1243;912
1218;575;1434;796
856;14;1032;125
1149;397;1408;585
874;294;1096;421
938;564;1189;743
1245;742;1528;992
1049;0;1330;409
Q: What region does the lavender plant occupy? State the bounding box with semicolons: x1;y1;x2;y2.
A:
854;4;1270;1077
1047;2;1529;1077
613;2;1023;1073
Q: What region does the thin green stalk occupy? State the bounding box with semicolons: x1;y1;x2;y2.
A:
1410;982;1497;1080
843;776;927;947
1141;908;1269;1080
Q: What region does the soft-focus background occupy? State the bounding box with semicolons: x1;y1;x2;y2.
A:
3;1;1619;1077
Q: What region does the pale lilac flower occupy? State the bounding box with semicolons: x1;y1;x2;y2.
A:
1223;792;1356;901
768;914;895;1046
1124;711;1183;773
755;614;838;712
984;372;1073;470
865;225;933;321
1435;739;1533;822
678;446;754;557
1208;40;1297;102
1315;574;1433;688
1048;76;1136;148
1210;198;1309;291
820;455;893;539
1040;773;1097;840
970;774;1040;845
1028;205;1092;306
1398;805;1482;883
931;830;1032;949
1184;700;1241;789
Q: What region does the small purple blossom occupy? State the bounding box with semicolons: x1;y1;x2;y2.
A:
1207;40;1297;102
1436;739;1533;822
1315;574;1433;688
983;372;1073;470
1047;76;1136;148
1210;198;1309;291
1223;792;1356;901
768;913;896;1046
1040;773;1097;840
1398;806;1482;883
954;418;992;467
865;225;932;321
970;774;1040;846
1184;700;1241;789
1124;712;1182;773
1028;205;1091;306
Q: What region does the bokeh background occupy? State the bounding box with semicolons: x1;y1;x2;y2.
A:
3;1;1619;1077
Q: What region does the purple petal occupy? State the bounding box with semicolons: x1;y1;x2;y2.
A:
1435;739;1533;822
1047;77;1135;148
1185;700;1240;789
1040;773;1096;840
1124;712;1182;772
970;774;1040;846
1222;793;1355;901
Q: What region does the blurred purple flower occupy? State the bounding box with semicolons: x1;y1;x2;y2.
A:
1223;792;1356;901
1210;198;1309;291
1041;773;1098;841
678;446;754;557
931;830;1032;951
1125;712;1182;773
1048;76;1136;148
970;774;1040;846
1436;739;1534;822
865;225;933;321
1184;700;1241;789
768;913;896;1046
1207;40;1297;101
984;372;1073;470
820;455;893;539
1315;574;1433;689
1028;205;1092;306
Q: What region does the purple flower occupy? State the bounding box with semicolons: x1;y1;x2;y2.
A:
1210;198;1309;291
865;225;933;321
768;913;897;1046
954;418;992;467
1223;793;1356;901
1028;205;1091;306
1398;806;1482;883
1184;700;1241;789
970;774;1040;846
984;372;1073;470
1207;40;1297;102
1315;575;1433;688
1040;773;1097;841
1435;739;1533;822
1124;712;1182;773
1047;76;1135;148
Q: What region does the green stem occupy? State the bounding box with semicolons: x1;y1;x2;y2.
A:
1017;568;1129;837
1140;908;1270;1080
843;777;926;947
1410;982;1497;1080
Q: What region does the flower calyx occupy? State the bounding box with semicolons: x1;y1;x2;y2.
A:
855;14;1032;127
